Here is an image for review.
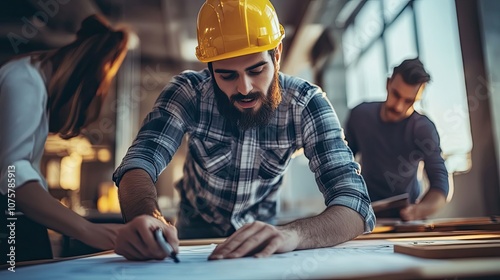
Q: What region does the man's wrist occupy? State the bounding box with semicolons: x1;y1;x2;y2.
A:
152;209;170;225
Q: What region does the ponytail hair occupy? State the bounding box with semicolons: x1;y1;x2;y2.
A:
35;14;129;139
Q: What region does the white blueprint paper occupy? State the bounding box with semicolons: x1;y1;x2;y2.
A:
1;240;445;280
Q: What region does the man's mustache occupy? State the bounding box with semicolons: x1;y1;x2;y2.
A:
386;107;401;114
230;92;263;103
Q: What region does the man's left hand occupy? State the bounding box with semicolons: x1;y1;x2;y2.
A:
208;221;299;260
400;204;426;221
400;189;447;221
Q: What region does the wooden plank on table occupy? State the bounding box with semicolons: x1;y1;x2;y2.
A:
393;216;500;232
394;240;500;259
180;238;226;246
356;230;500;240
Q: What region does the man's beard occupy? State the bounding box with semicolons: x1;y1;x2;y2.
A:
213;70;281;130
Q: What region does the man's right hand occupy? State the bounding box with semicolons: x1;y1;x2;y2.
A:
115;215;179;261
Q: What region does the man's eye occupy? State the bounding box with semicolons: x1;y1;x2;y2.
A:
220;73;237;80
249;67;264;75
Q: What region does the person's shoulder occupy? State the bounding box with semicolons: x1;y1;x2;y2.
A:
410;111;439;137
177;68;210;81
353;101;380;110
351;101;381;116
173;68;211;88
279;73;324;106
0;57;46;99
411;111;437;127
0;57;43;84
0;57;46;112
160;68;211;96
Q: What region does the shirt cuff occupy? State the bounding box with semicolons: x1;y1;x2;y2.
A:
112;158;158;187
327;195;376;234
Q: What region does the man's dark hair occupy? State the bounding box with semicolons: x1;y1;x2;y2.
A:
391;58;431;85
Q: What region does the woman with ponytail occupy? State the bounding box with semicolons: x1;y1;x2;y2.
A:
0;14;129;262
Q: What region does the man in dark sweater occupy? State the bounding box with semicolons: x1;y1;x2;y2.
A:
345;58;449;221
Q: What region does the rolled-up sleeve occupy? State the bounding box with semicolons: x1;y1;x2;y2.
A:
302;93;376;232
112;74;195;186
0;75;46;195
112;111;186;186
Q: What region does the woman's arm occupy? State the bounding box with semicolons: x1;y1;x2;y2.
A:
16;181;122;251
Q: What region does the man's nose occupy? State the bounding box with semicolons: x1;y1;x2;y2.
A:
237;75;252;95
394;101;405;113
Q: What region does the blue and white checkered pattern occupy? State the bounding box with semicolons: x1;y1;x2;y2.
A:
113;69;375;234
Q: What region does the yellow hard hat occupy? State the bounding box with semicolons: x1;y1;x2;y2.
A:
195;0;285;63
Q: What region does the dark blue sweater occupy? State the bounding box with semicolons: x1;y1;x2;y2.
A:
345;102;449;203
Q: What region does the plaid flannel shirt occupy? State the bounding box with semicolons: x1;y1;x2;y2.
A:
113;69;375;234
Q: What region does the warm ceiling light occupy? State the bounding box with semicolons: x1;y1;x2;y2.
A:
97;148;112;162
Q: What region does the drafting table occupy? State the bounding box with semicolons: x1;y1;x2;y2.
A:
2;231;500;279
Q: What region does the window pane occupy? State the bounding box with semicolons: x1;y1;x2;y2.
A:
385;8;418;70
346;39;386;108
359;39;387;102
383;0;410;22
346;62;363;109
342;25;360;66
415;0;472;172
355;0;384;50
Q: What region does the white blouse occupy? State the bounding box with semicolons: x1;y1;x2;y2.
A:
0;57;49;195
